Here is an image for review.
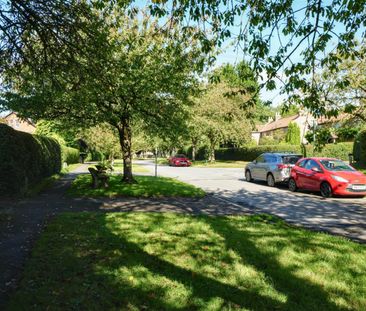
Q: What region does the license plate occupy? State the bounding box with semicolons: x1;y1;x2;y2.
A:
352;185;366;190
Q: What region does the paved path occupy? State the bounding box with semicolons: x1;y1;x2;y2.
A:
137;160;366;242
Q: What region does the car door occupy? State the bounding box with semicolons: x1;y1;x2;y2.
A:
256;154;268;181
251;155;265;179
303;159;323;190
292;159;308;188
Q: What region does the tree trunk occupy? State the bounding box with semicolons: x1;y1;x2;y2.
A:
191;138;198;162
208;139;216;162
117;118;136;184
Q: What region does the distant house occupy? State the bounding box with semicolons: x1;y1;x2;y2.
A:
252;112;315;145
3;112;36;134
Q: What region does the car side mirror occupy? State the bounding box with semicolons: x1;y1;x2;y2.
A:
253;160;257;164
311;167;321;173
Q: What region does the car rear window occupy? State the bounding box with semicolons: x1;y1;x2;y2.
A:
282;155;303;165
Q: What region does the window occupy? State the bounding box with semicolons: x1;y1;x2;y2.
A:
282;155;303;165
265;154;277;163
256;155;265;163
297;159;307;168
304;159;322;171
320;160;355;172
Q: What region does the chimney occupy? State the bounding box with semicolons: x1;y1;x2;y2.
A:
268;117;274;123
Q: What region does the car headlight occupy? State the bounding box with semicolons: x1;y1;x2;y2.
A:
331;175;349;183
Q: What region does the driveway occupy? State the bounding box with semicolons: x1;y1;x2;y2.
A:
137;160;366;242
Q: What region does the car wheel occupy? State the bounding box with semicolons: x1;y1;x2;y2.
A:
266;174;275;187
245;170;252;182
288;178;297;192
320;182;333;198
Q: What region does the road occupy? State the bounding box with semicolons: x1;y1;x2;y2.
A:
137;160;366;242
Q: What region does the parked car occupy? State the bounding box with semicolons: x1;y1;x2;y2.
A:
168;154;191;167
245;153;303;186
289;157;366;198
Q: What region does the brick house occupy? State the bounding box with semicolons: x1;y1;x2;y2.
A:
3;112;36;134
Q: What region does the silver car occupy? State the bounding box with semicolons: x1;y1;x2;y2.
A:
245;153;303;187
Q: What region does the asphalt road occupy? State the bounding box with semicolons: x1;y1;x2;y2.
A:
138;160;366;242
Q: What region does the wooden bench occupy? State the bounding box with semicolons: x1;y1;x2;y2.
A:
88;167;109;188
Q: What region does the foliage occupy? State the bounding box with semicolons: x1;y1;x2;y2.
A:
307;142;353;161
148;1;365;118
285;122;301;145
35;120;79;148
353;130;366;167
335;127;360;142
258;136;279;146
3;7;204;183
0;124;61;196
68;175;205;198
305;127;334;151
79;124;121;160
61;145;79;165
9;212;366;310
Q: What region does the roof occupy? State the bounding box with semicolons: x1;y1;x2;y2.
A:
3;111;36;127
259;114;299;133
317;113;350;125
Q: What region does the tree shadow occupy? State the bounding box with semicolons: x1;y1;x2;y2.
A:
203;215;349;311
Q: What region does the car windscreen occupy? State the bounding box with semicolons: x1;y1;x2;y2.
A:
282;155;303;165
320;160;355;171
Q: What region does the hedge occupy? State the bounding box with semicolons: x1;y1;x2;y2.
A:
61;145;80;165
307;142;354;161
0;124;62;196
353;130;366;167
182;142;353;162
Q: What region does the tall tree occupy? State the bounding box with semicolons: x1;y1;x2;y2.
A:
2;7;204;182
147;0;365;117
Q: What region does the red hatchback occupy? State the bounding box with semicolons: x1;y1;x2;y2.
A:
168;154;191;167
289;157;366;198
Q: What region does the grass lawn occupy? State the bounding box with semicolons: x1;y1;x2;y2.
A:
192;160;249;168
68;175;205;198
8;212;366;310
113;162;150;173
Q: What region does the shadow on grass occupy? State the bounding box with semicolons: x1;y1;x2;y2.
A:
8;213;358;310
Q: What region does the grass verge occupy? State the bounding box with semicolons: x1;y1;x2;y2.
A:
8;212;366;310
68;175;205;198
113;162;150;173
192;160;249;168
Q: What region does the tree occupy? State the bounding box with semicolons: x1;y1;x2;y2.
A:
147;0;365;117
2;7;204;183
286;122;301;145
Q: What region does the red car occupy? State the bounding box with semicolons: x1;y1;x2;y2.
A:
289;157;366;198
168;154;191;167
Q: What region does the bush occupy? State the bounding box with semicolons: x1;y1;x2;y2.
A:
61;145;79;165
286;122;301;145
353;130;366;167
215;145;302;161
0;124;61;196
306;142;354;161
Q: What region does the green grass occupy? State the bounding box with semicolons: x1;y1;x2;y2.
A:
68;174;205;198
8;212;366;310
113;162;150;173
192;160;249;168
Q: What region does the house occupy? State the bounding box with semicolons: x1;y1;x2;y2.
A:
252;112;315;144
3;112;36;134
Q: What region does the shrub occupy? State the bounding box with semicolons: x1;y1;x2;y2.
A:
215;145;302;161
353;130;366;167
0;124;61;196
61;145;79;165
306;142;353;160
285;122;301;145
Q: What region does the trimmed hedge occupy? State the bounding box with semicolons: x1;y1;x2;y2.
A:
0;124;62;196
353;130;366;167
183;142;353;162
308;142;354;161
61;145;79;165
